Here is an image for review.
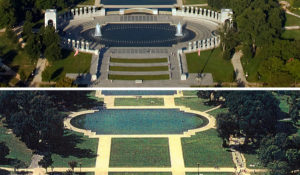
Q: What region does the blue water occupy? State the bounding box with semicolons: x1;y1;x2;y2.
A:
101;0;177;5
82;23;196;47
101;91;177;96
71;109;208;134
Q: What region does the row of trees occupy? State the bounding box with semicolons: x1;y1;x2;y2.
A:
203;91;300;174
211;0;285;60
0;0;86;28
0;91;103;152
211;0;300;85
0;92;65;151
22;9;62;62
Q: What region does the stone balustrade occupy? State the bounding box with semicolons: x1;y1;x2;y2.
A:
58;6;106;21
61;38;99;55
173;6;222;23
185;36;220;53
177;49;187;80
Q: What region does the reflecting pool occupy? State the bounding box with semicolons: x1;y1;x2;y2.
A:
71;109;208;134
81;23;196;47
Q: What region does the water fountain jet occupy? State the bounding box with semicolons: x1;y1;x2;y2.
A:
175;22;183;37
95;23;102;37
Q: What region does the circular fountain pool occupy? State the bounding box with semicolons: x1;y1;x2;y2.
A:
70;109;208;134
81;23;196;47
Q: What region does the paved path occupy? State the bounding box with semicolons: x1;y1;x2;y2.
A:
95;136;112;175
30;58;48;87
280;1;300;18
231;51;249;87
28;155;43;169
169;136;185;175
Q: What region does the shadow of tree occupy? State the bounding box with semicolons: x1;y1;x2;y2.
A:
51;67;64;80
52;131;97;159
48;91;104;111
276;121;298;136
0;158;27;168
0;169;10;175
2;50;18;65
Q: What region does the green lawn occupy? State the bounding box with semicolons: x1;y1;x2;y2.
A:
186;173;234;175
282;30;300;40
186;48;234;82
78;0;95;5
241;48;294;86
183;91;198;96
291;8;300;16
183;0;207;5
108;74;170;80
87;91;104;102
51;129;98;167
0;33;36;85
110;66;169;72
42;49;92;82
273;93;290;113
0;121;33;168
207;108;229;118
175;97;215;111
285;14;300;26
181;129;234;167
109;173;172;175
110;58;168;63
114;98;164;106
110;138;171;167
243;152;264;169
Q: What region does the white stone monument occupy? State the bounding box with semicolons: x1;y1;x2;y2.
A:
45;9;57;29
220;9;233;24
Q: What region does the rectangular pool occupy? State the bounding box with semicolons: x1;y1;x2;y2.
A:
101;90;177;96
100;0;177;5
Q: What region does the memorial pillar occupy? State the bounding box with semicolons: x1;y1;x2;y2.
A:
75;8;79;16
191;7;194;14
208;10;211;17
193;41;197;51
76;41;80;48
195;7;198;14
86;42;89;51
188;42;192;51
72;40;75;48
79;8;83;15
93;6;96;13
84;7;87;14
81;41;85;50
207;38;211;48
88;6;92;14
202;40;206;49
204;9;207;16
68;39;71;47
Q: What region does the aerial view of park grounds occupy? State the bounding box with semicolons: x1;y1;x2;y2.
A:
0;0;299;87
0;90;299;175
0;0;300;174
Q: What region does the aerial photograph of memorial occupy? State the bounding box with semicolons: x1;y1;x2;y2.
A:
0;90;299;175
0;0;299;87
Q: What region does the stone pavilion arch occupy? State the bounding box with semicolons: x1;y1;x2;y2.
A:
45;9;57;29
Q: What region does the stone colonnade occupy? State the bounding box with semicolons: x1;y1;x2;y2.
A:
187;36;220;52
180;6;221;21
61;38;98;55
59;6;98;20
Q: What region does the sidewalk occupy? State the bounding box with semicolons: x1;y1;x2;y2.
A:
231;51;249;87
